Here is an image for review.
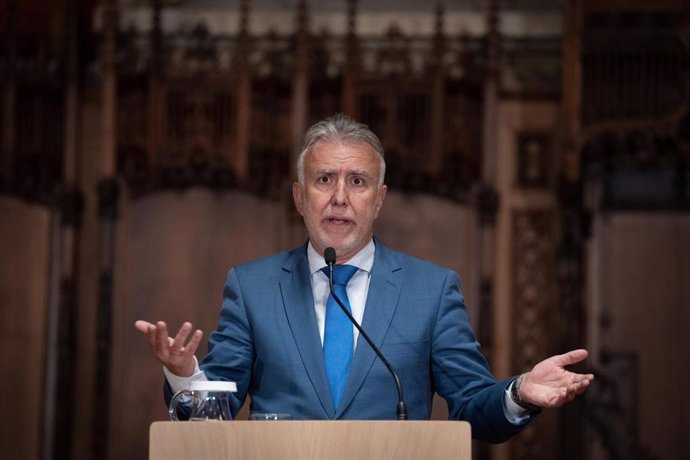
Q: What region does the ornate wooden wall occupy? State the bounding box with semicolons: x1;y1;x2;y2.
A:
575;2;689;460
111;2;492;202
0;1;569;459
6;0;688;459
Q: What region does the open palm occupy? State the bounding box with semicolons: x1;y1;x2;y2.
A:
519;349;594;408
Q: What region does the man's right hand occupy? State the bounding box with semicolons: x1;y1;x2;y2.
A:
134;320;203;377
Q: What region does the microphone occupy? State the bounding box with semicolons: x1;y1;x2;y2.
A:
324;247;408;420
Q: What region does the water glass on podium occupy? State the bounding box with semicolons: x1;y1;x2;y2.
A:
169;380;237;421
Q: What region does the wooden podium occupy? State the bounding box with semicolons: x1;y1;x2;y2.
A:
149;420;471;460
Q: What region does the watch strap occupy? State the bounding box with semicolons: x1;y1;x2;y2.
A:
510;374;542;413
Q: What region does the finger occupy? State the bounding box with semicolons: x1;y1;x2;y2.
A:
573;378;592;395
567;372;594;388
147;326;159;349
135;321;160;350
134;320;154;333
549;390;569;407
134;320;155;341
171;322;193;351
578;373;595;383
182;329;204;358
155;321;170;356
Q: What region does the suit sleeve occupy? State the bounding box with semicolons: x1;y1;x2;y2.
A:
198;268;256;417
431;270;534;443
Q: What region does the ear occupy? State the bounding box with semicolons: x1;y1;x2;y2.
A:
373;184;387;218
292;182;305;216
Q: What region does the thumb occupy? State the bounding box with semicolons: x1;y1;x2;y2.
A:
553;349;589;367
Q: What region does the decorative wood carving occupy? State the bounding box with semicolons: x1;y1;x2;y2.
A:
511;210;556;460
582;10;687;124
587;309;653;460
517;132;552;189
109;3;542;202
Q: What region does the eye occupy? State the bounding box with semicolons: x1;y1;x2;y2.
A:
318;175;331;184
351;176;365;186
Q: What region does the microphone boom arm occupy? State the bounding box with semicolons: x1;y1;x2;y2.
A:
327;258;408;420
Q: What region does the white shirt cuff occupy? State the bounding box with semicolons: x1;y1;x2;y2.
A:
163;356;207;393
503;382;531;425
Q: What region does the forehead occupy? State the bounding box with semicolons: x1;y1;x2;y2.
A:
305;140;380;172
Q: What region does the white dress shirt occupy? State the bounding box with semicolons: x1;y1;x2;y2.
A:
306;239;374;348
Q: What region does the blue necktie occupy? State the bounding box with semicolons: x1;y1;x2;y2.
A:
321;264;358;409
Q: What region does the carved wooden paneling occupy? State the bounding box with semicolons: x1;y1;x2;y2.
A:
250;77;291;198
502;37;562;100
117;80;149;192
108;4;528;203
511;210;557;460
9;82;64;201
442;82;482;199
356;80;432;188
0;1;577;207
582;10;687;124
516;132;552;189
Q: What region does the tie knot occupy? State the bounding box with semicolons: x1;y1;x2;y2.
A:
322;264;358;286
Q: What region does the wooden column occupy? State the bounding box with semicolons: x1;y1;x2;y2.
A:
342;0;358;117
558;1;587;458
93;2;120;459
290;0;309;170
147;0;164;167
429;3;446;175
64;0;80;186
42;1;84;459
477;0;501;368
562;0;582;185
100;1;117;179
234;0;251;181
479;3;503;460
481;0;500;188
1;0;17;188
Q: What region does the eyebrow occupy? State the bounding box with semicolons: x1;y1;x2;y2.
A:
313;168;372;177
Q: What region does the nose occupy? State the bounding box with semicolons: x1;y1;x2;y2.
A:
331;179;348;206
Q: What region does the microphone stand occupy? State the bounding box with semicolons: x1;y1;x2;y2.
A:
325;249;408;420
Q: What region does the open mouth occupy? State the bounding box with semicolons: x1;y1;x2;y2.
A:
326;217;352;226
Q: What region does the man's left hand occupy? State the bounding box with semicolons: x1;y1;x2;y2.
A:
519;349;594;408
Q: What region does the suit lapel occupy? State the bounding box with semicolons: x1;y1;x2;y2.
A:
336;242;402;418
279;246;335;417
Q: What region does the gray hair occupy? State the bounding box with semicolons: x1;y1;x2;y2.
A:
296;113;386;187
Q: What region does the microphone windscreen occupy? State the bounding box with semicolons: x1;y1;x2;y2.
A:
324;247;337;265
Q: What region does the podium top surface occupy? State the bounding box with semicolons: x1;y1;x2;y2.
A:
150;420;471;460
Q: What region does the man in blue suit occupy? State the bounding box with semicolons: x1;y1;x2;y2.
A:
136;114;593;442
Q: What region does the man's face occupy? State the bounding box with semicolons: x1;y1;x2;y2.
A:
293;140;387;263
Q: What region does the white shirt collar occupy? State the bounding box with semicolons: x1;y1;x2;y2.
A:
307;239;375;275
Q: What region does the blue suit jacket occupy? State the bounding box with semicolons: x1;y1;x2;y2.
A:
168;240;531;442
